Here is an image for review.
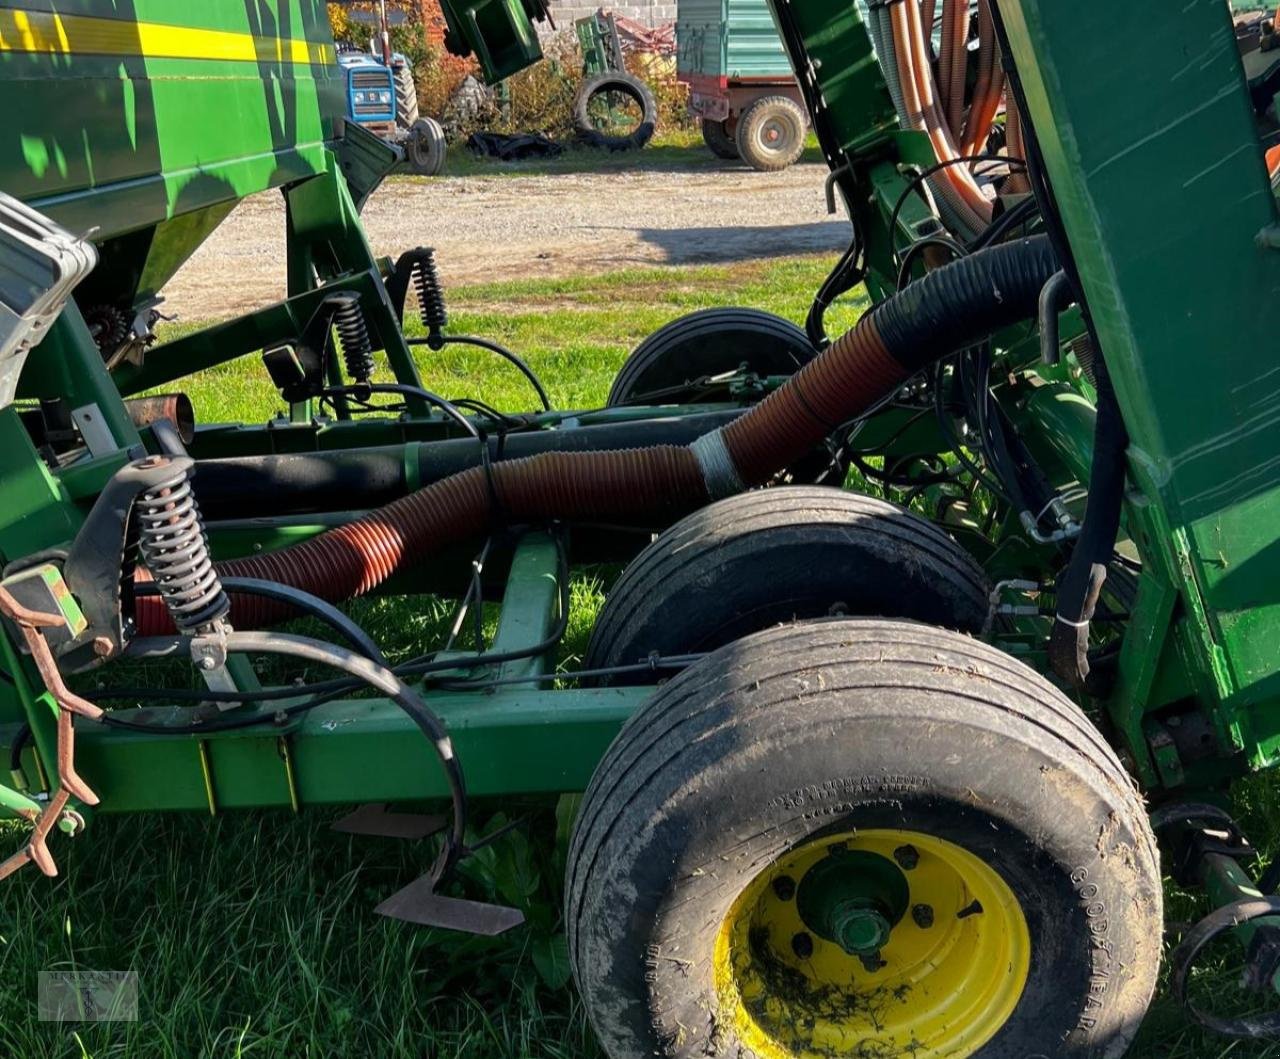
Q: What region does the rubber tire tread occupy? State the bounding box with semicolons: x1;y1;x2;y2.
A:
394;64;420;130
734;93;807;172
574;71;658;151
586;487;991;679
701;117;739;159
567;618;1161;1059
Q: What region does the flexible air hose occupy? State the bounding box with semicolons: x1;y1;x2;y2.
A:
889;2;986;238
962;0;1002;156
134;237;1059;634
940;0;971;139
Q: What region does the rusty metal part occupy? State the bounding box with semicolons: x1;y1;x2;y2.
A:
0;585;104;882
123;393;194;444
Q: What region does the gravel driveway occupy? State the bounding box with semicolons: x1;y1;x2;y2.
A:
162;162;849;319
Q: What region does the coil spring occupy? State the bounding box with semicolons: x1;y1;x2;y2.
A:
136;465;229;634
413;249;448;341
333;293;375;385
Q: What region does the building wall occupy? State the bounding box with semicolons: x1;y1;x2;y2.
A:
548;1;677;27
411;0;677;37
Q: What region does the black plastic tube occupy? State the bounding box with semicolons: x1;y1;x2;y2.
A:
870;235;1059;372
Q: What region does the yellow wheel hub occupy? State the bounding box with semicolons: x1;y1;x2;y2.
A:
714;828;1031;1058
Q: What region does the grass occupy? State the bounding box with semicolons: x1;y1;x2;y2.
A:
3;256;1276;1057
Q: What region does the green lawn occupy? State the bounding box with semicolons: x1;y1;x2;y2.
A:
2;256;1276;1057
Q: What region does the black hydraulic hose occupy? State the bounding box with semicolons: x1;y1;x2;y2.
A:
436;335;552;412
133;578;388;667
221;631;467;882
1038;270;1072;365
322;384;479;439
1048;357;1129;691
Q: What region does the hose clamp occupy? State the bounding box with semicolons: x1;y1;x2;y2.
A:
691;430;746;500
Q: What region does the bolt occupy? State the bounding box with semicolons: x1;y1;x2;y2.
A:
771;874;796;902
893;844;919;871
858;952;886;973
912;903;935;929
199;656;217;671
791;932;814;959
91;636;115;659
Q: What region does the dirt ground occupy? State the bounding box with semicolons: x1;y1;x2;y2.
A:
162;162;849;319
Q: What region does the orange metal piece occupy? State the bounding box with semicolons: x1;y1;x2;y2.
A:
0;585;102;881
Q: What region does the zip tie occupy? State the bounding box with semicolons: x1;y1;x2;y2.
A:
690;430;745;500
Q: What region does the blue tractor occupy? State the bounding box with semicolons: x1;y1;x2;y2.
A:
335;5;448;176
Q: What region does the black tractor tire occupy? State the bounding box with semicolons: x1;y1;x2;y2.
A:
393;63;420;130
701;116;739;159
573;71;658;151
585;487;990;681
567;619;1163;1059
607;306;815;407
404;117;447;176
735;93;808;171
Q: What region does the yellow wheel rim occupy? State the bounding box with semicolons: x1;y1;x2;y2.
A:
714;829;1031;1058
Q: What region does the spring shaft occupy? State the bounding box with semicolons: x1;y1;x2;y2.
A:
136;464;229;634
413;249;448;346
333;293;375;385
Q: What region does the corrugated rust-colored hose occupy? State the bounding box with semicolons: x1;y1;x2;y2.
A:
134;237;1059;633
940;0;972;140
962;0;1001;155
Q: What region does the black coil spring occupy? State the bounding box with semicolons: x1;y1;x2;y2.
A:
334;293;375;385
413;249;448;339
137;467;229;634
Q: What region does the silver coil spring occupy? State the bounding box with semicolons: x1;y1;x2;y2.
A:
334;293;375;385
413;250;448;338
137;468;229;634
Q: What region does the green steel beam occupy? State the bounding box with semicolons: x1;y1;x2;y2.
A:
47;685;647;813
1002;0;1280;770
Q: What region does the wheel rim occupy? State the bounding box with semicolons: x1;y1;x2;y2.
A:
755;116;795;155
714;828;1031;1058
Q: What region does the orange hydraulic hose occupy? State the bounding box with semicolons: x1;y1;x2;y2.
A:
922;0;937;39
902;0;993;224
938;0;957;125
889;1;984;233
944;0;971;140
962;0;999;155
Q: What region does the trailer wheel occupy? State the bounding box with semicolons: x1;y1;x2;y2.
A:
736;94;808;171
701;117;739;159
567;619;1162;1059
404;118;447;176
574;71;657;151
607;307;815;407
393;64;420;130
585;487;989;681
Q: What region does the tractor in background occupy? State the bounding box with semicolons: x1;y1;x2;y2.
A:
335;1;448;175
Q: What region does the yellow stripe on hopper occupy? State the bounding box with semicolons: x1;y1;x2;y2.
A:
0;7;336;64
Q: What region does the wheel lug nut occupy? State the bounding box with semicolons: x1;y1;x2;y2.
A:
912;903;935;929
791;932;814;959
893;844;919;870
772;874;796;901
